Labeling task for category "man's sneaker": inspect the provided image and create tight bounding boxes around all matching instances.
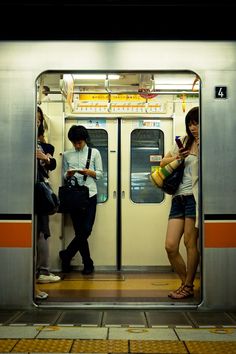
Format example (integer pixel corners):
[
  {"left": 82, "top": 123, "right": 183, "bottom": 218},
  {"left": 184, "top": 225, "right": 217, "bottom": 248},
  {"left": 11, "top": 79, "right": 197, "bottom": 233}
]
[
  {"left": 59, "top": 250, "right": 72, "bottom": 273},
  {"left": 37, "top": 273, "right": 61, "bottom": 283},
  {"left": 81, "top": 265, "right": 94, "bottom": 275}
]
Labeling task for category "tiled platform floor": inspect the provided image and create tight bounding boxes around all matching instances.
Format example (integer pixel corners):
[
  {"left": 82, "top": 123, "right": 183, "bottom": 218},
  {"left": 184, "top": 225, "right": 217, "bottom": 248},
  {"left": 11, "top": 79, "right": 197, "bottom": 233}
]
[{"left": 0, "top": 309, "right": 236, "bottom": 352}]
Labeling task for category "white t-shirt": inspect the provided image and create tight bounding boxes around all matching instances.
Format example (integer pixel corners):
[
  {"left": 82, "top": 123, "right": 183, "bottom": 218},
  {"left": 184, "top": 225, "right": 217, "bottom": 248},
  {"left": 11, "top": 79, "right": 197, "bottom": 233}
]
[{"left": 170, "top": 136, "right": 198, "bottom": 197}]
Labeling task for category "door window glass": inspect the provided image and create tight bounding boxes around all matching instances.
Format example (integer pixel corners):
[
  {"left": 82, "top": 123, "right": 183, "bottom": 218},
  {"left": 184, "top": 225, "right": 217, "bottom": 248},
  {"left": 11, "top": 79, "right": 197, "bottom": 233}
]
[
  {"left": 88, "top": 129, "right": 108, "bottom": 203},
  {"left": 131, "top": 129, "right": 164, "bottom": 203}
]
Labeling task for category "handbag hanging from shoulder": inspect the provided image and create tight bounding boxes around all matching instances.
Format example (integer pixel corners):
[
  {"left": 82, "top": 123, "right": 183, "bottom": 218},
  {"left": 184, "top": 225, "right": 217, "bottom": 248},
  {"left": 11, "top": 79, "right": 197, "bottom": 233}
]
[
  {"left": 58, "top": 147, "right": 92, "bottom": 213},
  {"left": 150, "top": 158, "right": 185, "bottom": 195},
  {"left": 150, "top": 136, "right": 187, "bottom": 195},
  {"left": 161, "top": 161, "right": 185, "bottom": 195},
  {"left": 35, "top": 180, "right": 59, "bottom": 215}
]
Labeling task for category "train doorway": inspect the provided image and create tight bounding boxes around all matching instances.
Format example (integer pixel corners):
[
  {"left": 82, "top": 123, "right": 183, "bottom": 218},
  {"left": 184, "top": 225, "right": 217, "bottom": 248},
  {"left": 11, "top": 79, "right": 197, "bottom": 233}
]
[{"left": 36, "top": 71, "right": 201, "bottom": 306}]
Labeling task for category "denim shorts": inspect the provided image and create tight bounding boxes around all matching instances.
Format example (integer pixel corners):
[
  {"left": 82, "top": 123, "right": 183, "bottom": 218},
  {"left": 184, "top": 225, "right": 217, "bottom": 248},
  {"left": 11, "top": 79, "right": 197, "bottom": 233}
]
[{"left": 169, "top": 194, "right": 196, "bottom": 219}]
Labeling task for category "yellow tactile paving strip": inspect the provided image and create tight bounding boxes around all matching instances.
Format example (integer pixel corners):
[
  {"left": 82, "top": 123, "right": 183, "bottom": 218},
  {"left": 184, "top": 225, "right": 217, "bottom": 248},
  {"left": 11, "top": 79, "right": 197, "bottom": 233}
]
[
  {"left": 0, "top": 338, "right": 236, "bottom": 353},
  {"left": 0, "top": 339, "right": 18, "bottom": 352},
  {"left": 130, "top": 340, "right": 187, "bottom": 353},
  {"left": 71, "top": 339, "right": 128, "bottom": 353},
  {"left": 12, "top": 339, "right": 73, "bottom": 352},
  {"left": 185, "top": 341, "right": 236, "bottom": 354}
]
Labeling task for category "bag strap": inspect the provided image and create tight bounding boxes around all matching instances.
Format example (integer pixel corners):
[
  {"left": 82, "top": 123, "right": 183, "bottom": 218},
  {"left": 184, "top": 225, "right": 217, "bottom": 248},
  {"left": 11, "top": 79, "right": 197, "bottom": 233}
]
[{"left": 83, "top": 147, "right": 92, "bottom": 182}]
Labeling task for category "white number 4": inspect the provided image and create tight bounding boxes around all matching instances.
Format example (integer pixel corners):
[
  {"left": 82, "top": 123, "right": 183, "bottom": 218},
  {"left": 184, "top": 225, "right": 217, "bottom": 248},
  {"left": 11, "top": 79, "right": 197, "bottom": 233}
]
[{"left": 217, "top": 87, "right": 224, "bottom": 97}]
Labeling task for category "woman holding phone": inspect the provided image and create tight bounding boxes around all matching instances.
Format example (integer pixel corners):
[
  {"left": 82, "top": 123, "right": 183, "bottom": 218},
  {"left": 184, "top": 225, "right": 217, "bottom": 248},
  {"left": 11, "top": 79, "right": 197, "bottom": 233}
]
[{"left": 160, "top": 107, "right": 199, "bottom": 299}]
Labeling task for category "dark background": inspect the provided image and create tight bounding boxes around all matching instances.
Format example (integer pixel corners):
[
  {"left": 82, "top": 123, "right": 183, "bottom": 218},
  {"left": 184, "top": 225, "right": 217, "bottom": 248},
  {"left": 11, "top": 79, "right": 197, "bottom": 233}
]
[{"left": 0, "top": 1, "right": 235, "bottom": 40}]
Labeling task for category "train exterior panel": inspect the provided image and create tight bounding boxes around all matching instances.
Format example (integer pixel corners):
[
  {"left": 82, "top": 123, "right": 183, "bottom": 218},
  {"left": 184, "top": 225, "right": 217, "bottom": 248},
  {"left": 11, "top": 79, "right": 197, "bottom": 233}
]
[{"left": 0, "top": 41, "right": 235, "bottom": 309}]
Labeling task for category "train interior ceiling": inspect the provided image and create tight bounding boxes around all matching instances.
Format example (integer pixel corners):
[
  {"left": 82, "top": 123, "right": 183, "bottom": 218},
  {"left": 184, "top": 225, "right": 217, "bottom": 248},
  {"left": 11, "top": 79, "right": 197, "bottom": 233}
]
[{"left": 36, "top": 71, "right": 200, "bottom": 306}]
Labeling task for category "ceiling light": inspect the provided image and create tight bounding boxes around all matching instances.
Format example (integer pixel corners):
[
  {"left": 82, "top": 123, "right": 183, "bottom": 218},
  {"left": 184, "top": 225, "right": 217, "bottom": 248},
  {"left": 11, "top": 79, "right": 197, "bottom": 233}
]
[
  {"left": 155, "top": 84, "right": 199, "bottom": 90},
  {"left": 73, "top": 74, "right": 120, "bottom": 80}
]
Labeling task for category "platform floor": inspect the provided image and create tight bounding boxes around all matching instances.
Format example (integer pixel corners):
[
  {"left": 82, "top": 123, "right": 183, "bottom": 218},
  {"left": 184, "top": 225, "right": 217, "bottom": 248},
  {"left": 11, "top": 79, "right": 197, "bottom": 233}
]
[{"left": 1, "top": 309, "right": 236, "bottom": 353}]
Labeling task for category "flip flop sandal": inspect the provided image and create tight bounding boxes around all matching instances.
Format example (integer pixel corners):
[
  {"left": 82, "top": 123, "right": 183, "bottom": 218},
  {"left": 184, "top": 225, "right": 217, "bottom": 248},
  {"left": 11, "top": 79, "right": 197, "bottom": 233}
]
[
  {"left": 170, "top": 284, "right": 194, "bottom": 299},
  {"left": 168, "top": 283, "right": 184, "bottom": 298}
]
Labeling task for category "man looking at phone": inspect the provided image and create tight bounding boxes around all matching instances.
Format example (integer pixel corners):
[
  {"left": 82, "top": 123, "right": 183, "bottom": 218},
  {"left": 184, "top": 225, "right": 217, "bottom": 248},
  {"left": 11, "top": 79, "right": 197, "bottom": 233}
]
[{"left": 59, "top": 125, "right": 103, "bottom": 275}]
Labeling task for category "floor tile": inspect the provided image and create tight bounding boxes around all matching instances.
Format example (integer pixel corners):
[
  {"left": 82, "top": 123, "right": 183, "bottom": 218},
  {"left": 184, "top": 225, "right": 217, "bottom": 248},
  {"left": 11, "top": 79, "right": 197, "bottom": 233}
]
[
  {"left": 185, "top": 341, "right": 236, "bottom": 353},
  {"left": 187, "top": 311, "right": 236, "bottom": 327},
  {"left": 176, "top": 327, "right": 236, "bottom": 341},
  {"left": 0, "top": 326, "right": 40, "bottom": 339},
  {"left": 0, "top": 311, "right": 22, "bottom": 325},
  {"left": 37, "top": 326, "right": 107, "bottom": 339},
  {"left": 12, "top": 339, "right": 72, "bottom": 353},
  {"left": 146, "top": 310, "right": 193, "bottom": 327},
  {"left": 0, "top": 339, "right": 18, "bottom": 352},
  {"left": 57, "top": 310, "right": 103, "bottom": 326},
  {"left": 108, "top": 327, "right": 178, "bottom": 340},
  {"left": 71, "top": 339, "right": 128, "bottom": 353},
  {"left": 103, "top": 310, "right": 146, "bottom": 327},
  {"left": 11, "top": 310, "right": 61, "bottom": 326},
  {"left": 130, "top": 340, "right": 187, "bottom": 353}
]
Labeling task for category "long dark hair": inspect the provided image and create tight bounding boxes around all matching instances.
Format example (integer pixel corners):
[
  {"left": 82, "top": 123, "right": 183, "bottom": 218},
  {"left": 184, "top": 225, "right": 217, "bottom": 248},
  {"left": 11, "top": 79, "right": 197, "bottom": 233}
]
[
  {"left": 37, "top": 106, "right": 45, "bottom": 138},
  {"left": 185, "top": 106, "right": 199, "bottom": 149}
]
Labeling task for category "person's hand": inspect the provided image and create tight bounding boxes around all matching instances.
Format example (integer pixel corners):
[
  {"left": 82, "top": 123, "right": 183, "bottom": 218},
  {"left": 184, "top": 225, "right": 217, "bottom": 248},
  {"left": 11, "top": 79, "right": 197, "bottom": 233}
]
[
  {"left": 66, "top": 170, "right": 76, "bottom": 177},
  {"left": 178, "top": 147, "right": 190, "bottom": 159},
  {"left": 77, "top": 169, "right": 87, "bottom": 175},
  {"left": 36, "top": 149, "right": 48, "bottom": 161}
]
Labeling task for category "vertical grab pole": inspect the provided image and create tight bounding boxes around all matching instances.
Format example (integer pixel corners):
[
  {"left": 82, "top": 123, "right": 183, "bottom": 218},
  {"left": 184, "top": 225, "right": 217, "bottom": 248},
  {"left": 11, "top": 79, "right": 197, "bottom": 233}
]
[{"left": 117, "top": 118, "right": 122, "bottom": 271}]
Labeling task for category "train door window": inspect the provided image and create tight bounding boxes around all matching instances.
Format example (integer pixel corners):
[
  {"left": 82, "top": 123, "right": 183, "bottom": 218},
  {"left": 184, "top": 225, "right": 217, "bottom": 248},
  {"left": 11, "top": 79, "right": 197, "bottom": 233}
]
[
  {"left": 130, "top": 128, "right": 164, "bottom": 203},
  {"left": 87, "top": 128, "right": 108, "bottom": 203}
]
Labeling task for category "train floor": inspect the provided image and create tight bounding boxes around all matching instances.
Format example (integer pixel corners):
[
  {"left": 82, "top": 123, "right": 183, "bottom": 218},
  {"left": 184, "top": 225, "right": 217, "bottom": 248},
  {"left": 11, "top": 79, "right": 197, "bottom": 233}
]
[
  {"left": 35, "top": 271, "right": 200, "bottom": 304},
  {"left": 1, "top": 272, "right": 236, "bottom": 353}
]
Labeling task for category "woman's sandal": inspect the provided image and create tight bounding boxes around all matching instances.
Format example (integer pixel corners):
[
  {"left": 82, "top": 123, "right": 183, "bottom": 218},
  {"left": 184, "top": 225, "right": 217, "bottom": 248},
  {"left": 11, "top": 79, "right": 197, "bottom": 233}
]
[
  {"left": 168, "top": 283, "right": 184, "bottom": 298},
  {"left": 170, "top": 284, "right": 194, "bottom": 299}
]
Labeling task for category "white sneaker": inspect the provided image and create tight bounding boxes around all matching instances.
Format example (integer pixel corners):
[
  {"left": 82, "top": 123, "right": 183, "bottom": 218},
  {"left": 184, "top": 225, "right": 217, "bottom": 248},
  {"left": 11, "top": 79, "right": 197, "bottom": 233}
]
[
  {"left": 36, "top": 291, "right": 48, "bottom": 299},
  {"left": 37, "top": 273, "right": 61, "bottom": 283}
]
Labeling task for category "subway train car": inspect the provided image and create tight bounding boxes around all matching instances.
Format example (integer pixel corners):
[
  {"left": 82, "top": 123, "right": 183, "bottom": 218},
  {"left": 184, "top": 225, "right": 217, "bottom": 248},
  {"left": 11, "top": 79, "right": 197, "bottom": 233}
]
[{"left": 0, "top": 40, "right": 235, "bottom": 310}]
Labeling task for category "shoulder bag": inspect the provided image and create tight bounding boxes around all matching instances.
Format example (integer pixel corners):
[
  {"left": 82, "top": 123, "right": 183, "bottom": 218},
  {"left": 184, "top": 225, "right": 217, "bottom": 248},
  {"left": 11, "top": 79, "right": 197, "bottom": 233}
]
[
  {"left": 150, "top": 158, "right": 185, "bottom": 195},
  {"left": 161, "top": 161, "right": 185, "bottom": 195},
  {"left": 150, "top": 160, "right": 184, "bottom": 195},
  {"left": 58, "top": 147, "right": 92, "bottom": 213},
  {"left": 150, "top": 136, "right": 187, "bottom": 195},
  {"left": 35, "top": 180, "right": 59, "bottom": 215}
]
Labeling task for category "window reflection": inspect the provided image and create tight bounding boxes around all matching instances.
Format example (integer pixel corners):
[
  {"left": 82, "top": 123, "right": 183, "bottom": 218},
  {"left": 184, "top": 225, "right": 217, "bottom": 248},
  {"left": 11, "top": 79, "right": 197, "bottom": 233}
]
[
  {"left": 88, "top": 129, "right": 108, "bottom": 203},
  {"left": 131, "top": 129, "right": 164, "bottom": 203}
]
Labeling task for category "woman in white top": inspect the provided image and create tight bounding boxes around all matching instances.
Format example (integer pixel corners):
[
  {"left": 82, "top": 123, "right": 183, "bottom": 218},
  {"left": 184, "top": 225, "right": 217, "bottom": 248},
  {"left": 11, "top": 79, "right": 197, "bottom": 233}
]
[{"left": 160, "top": 107, "right": 199, "bottom": 299}]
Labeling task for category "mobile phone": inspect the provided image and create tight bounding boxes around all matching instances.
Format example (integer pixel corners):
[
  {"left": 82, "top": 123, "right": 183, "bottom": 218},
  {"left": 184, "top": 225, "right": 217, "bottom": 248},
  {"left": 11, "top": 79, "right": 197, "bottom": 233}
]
[{"left": 175, "top": 137, "right": 183, "bottom": 149}]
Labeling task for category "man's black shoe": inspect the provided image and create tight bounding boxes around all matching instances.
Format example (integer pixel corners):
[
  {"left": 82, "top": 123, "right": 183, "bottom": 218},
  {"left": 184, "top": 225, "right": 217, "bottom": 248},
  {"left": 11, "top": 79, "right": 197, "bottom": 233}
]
[
  {"left": 59, "top": 250, "right": 72, "bottom": 273},
  {"left": 81, "top": 265, "right": 94, "bottom": 275}
]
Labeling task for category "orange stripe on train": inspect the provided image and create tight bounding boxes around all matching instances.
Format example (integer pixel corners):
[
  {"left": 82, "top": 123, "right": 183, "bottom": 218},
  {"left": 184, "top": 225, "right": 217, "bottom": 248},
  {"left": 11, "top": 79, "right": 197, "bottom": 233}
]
[
  {"left": 0, "top": 222, "right": 32, "bottom": 248},
  {"left": 205, "top": 222, "right": 236, "bottom": 248}
]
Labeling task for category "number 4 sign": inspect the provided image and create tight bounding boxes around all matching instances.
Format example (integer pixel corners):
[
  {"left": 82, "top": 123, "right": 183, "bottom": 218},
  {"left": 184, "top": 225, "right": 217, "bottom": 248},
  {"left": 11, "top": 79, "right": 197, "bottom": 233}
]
[{"left": 215, "top": 86, "right": 227, "bottom": 99}]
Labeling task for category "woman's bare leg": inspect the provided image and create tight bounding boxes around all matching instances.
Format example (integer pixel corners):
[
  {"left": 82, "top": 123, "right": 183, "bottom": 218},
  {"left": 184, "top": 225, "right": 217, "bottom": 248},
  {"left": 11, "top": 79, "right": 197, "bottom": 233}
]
[
  {"left": 184, "top": 218, "right": 199, "bottom": 286},
  {"left": 165, "top": 218, "right": 186, "bottom": 284}
]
